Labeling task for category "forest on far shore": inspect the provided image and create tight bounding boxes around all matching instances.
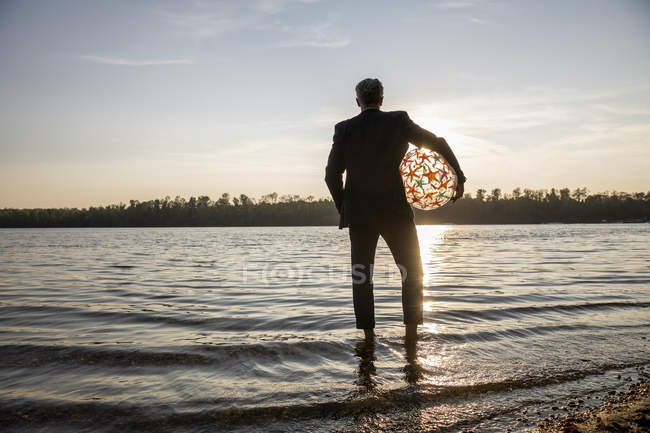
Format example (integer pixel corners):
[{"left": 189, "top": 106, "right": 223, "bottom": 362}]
[{"left": 1, "top": 187, "right": 649, "bottom": 227}]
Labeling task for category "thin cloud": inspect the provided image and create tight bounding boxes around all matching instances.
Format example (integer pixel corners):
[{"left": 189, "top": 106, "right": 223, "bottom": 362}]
[
  {"left": 277, "top": 21, "right": 350, "bottom": 48},
  {"left": 82, "top": 55, "right": 192, "bottom": 66},
  {"left": 158, "top": 9, "right": 240, "bottom": 39},
  {"left": 278, "top": 38, "right": 350, "bottom": 48},
  {"left": 254, "top": 0, "right": 322, "bottom": 15},
  {"left": 433, "top": 0, "right": 484, "bottom": 9},
  {"left": 159, "top": 1, "right": 324, "bottom": 40},
  {"left": 160, "top": 2, "right": 347, "bottom": 48}
]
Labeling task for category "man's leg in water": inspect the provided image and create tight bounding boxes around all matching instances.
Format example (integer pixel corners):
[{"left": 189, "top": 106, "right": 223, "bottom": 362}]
[
  {"left": 380, "top": 220, "right": 424, "bottom": 340},
  {"left": 349, "top": 224, "right": 380, "bottom": 338}
]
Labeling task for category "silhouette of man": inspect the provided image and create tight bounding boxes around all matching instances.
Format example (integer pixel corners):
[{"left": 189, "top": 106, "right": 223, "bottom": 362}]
[{"left": 325, "top": 78, "right": 466, "bottom": 341}]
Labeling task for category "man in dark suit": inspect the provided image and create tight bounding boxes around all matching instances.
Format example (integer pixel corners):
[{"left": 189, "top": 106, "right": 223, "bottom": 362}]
[{"left": 325, "top": 78, "right": 466, "bottom": 341}]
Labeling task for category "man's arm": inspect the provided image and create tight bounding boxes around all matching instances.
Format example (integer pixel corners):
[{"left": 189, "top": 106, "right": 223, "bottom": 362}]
[
  {"left": 325, "top": 122, "right": 345, "bottom": 212},
  {"left": 402, "top": 112, "right": 467, "bottom": 185}
]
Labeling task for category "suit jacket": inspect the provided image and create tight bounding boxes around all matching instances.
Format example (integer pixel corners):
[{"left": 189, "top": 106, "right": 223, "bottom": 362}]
[{"left": 325, "top": 108, "right": 466, "bottom": 229}]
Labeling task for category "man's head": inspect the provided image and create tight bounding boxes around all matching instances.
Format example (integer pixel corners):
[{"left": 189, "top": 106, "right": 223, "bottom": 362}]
[{"left": 355, "top": 78, "right": 383, "bottom": 110}]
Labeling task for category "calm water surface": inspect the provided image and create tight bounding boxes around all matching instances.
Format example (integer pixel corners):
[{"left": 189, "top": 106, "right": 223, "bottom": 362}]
[{"left": 0, "top": 225, "right": 649, "bottom": 432}]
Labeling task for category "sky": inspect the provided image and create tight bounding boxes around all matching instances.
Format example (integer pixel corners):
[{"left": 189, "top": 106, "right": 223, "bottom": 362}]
[{"left": 1, "top": 0, "right": 649, "bottom": 208}]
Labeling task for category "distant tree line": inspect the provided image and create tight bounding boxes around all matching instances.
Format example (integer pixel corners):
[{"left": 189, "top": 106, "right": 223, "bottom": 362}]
[
  {"left": 1, "top": 188, "right": 648, "bottom": 228},
  {"left": 415, "top": 187, "right": 649, "bottom": 224}
]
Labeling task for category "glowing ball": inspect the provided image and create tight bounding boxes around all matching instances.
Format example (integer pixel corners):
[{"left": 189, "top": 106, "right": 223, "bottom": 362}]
[{"left": 400, "top": 147, "right": 458, "bottom": 210}]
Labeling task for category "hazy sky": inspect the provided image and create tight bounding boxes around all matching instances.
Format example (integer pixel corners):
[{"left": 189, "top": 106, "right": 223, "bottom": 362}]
[{"left": 1, "top": 0, "right": 649, "bottom": 208}]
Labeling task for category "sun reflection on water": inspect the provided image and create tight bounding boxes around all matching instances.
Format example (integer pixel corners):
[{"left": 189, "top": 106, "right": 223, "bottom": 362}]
[
  {"left": 414, "top": 225, "right": 458, "bottom": 387},
  {"left": 416, "top": 224, "right": 453, "bottom": 289}
]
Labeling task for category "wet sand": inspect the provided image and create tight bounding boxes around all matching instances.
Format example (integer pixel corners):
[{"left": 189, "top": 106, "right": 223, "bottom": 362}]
[{"left": 537, "top": 370, "right": 649, "bottom": 433}]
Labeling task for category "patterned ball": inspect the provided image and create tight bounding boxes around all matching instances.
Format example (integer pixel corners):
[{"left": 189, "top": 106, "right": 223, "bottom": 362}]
[{"left": 400, "top": 147, "right": 458, "bottom": 210}]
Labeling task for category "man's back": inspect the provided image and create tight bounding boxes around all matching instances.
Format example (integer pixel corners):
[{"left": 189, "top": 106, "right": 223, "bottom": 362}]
[{"left": 325, "top": 108, "right": 465, "bottom": 229}]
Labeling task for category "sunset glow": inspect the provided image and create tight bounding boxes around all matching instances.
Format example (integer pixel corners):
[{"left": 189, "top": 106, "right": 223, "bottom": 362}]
[{"left": 1, "top": 1, "right": 649, "bottom": 208}]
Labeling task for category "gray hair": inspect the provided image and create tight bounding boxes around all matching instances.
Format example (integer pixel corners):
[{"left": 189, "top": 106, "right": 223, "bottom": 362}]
[{"left": 355, "top": 78, "right": 383, "bottom": 106}]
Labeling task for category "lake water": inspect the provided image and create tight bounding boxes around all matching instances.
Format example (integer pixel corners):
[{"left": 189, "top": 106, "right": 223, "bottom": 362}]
[{"left": 1, "top": 225, "right": 649, "bottom": 432}]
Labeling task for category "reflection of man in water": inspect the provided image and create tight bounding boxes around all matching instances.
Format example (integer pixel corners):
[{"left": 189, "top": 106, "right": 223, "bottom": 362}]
[{"left": 325, "top": 78, "right": 466, "bottom": 341}]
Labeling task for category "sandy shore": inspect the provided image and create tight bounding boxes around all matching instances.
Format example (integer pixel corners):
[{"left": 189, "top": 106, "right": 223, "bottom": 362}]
[{"left": 536, "top": 369, "right": 649, "bottom": 433}]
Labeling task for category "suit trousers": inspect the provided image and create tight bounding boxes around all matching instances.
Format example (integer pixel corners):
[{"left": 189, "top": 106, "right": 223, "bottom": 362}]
[{"left": 348, "top": 220, "right": 424, "bottom": 329}]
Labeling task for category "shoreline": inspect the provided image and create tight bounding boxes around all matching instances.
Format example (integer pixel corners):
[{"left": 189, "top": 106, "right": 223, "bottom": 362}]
[
  {"left": 0, "top": 221, "right": 648, "bottom": 229},
  {"left": 536, "top": 370, "right": 649, "bottom": 433}
]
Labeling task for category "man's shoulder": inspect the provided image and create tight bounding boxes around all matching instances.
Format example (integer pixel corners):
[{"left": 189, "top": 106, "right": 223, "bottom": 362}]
[
  {"left": 335, "top": 113, "right": 363, "bottom": 127},
  {"left": 333, "top": 115, "right": 359, "bottom": 134},
  {"left": 372, "top": 110, "right": 410, "bottom": 124},
  {"left": 334, "top": 119, "right": 349, "bottom": 129},
  {"left": 336, "top": 110, "right": 407, "bottom": 124},
  {"left": 385, "top": 110, "right": 409, "bottom": 119}
]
